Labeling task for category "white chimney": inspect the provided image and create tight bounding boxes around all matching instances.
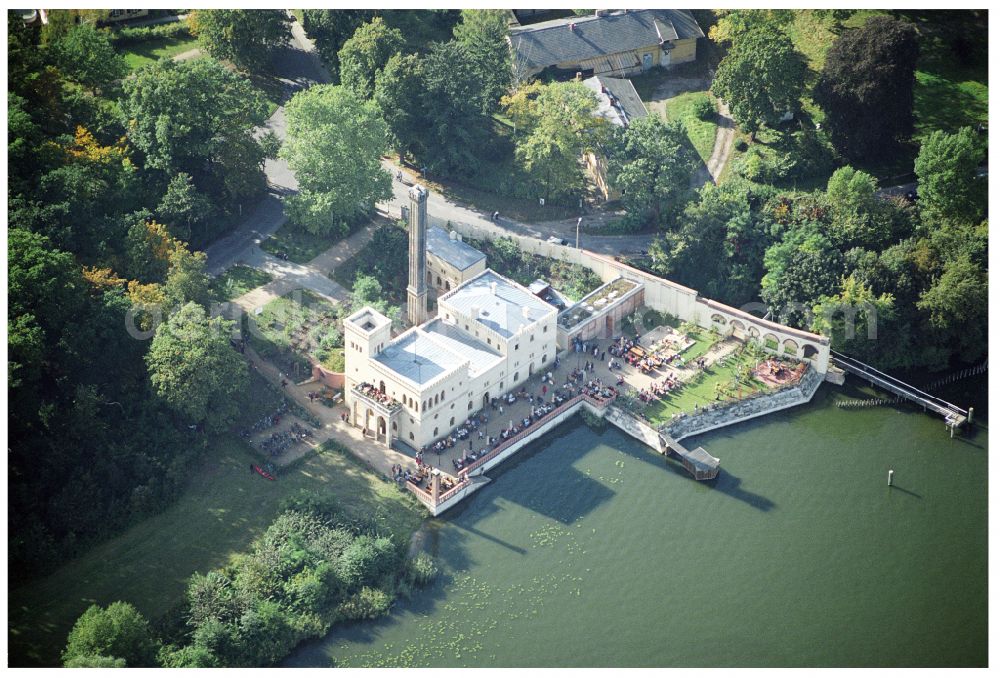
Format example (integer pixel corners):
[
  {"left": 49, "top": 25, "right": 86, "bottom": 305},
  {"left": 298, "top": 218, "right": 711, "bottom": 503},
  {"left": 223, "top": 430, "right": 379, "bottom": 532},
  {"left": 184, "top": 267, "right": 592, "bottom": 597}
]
[
  {"left": 522, "top": 307, "right": 530, "bottom": 320},
  {"left": 490, "top": 282, "right": 498, "bottom": 295},
  {"left": 449, "top": 230, "right": 457, "bottom": 241}
]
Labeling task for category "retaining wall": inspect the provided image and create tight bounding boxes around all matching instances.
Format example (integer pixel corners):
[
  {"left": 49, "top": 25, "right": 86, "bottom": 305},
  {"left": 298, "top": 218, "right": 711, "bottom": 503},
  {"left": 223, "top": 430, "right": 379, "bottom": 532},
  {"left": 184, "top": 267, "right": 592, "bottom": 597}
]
[
  {"left": 438, "top": 217, "right": 830, "bottom": 373},
  {"left": 664, "top": 366, "right": 825, "bottom": 441}
]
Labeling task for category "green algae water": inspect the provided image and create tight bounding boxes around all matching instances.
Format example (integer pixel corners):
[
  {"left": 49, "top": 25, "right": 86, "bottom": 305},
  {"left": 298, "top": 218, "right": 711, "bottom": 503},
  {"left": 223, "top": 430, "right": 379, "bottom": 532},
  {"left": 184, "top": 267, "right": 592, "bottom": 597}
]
[{"left": 285, "top": 381, "right": 988, "bottom": 667}]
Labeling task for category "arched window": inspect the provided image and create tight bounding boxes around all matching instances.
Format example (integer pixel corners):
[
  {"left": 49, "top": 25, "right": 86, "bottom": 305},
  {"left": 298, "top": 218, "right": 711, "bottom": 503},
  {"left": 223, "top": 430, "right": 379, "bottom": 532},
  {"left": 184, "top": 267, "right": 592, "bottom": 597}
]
[
  {"left": 441, "top": 389, "right": 445, "bottom": 400},
  {"left": 802, "top": 344, "right": 819, "bottom": 358},
  {"left": 379, "top": 380, "right": 386, "bottom": 394},
  {"left": 468, "top": 400, "right": 473, "bottom": 411},
  {"left": 434, "top": 427, "right": 439, "bottom": 436},
  {"left": 409, "top": 432, "right": 414, "bottom": 440},
  {"left": 450, "top": 417, "right": 455, "bottom": 426},
  {"left": 514, "top": 372, "right": 519, "bottom": 382}
]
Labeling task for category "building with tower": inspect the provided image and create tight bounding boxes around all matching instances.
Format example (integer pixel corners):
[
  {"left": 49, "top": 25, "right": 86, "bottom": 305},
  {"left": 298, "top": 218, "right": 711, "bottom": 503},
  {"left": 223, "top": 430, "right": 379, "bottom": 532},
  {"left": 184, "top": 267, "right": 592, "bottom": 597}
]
[{"left": 343, "top": 185, "right": 559, "bottom": 450}]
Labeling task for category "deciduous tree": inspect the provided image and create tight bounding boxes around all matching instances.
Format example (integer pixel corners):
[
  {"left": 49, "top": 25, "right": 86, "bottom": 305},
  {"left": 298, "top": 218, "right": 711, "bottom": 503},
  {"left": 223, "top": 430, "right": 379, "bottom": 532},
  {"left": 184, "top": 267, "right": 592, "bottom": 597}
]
[
  {"left": 606, "top": 115, "right": 697, "bottom": 227},
  {"left": 146, "top": 302, "right": 249, "bottom": 431},
  {"left": 813, "top": 16, "right": 918, "bottom": 163},
  {"left": 452, "top": 9, "right": 512, "bottom": 110},
  {"left": 374, "top": 53, "right": 426, "bottom": 160},
  {"left": 50, "top": 23, "right": 127, "bottom": 90},
  {"left": 914, "top": 126, "right": 987, "bottom": 226},
  {"left": 119, "top": 59, "right": 268, "bottom": 205},
  {"left": 189, "top": 9, "right": 290, "bottom": 71},
  {"left": 502, "top": 81, "right": 602, "bottom": 201},
  {"left": 711, "top": 24, "right": 806, "bottom": 140},
  {"left": 62, "top": 601, "right": 160, "bottom": 668},
  {"left": 280, "top": 85, "right": 392, "bottom": 235},
  {"left": 337, "top": 17, "right": 404, "bottom": 98}
]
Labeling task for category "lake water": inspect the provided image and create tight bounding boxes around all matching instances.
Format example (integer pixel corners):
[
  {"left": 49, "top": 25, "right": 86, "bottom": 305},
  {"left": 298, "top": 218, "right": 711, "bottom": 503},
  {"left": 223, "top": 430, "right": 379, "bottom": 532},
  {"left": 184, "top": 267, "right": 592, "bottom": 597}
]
[{"left": 285, "top": 379, "right": 988, "bottom": 667}]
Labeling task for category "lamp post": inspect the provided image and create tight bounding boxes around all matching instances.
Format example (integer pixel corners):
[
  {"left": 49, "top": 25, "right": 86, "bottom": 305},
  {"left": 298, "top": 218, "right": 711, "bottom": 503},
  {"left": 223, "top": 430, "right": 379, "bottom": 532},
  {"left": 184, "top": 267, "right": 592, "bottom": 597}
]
[{"left": 576, "top": 216, "right": 582, "bottom": 249}]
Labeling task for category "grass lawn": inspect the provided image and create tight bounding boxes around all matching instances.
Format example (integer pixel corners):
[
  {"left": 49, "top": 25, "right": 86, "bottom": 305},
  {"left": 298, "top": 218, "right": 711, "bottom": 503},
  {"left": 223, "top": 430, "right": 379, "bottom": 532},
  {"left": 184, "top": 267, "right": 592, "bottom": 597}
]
[
  {"left": 680, "top": 330, "right": 720, "bottom": 362},
  {"left": 246, "top": 288, "right": 342, "bottom": 379},
  {"left": 209, "top": 265, "right": 274, "bottom": 302},
  {"left": 262, "top": 222, "right": 337, "bottom": 263},
  {"left": 786, "top": 9, "right": 988, "bottom": 141},
  {"left": 663, "top": 91, "right": 718, "bottom": 165},
  {"left": 120, "top": 34, "right": 200, "bottom": 71},
  {"left": 8, "top": 438, "right": 425, "bottom": 667},
  {"left": 644, "top": 350, "right": 768, "bottom": 424}
]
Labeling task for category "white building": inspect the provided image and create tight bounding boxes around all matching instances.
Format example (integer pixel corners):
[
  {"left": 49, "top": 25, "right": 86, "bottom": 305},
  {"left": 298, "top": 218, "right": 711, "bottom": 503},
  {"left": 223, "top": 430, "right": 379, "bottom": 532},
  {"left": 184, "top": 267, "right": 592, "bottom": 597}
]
[
  {"left": 425, "top": 226, "right": 487, "bottom": 295},
  {"left": 343, "top": 184, "right": 559, "bottom": 450},
  {"left": 344, "top": 271, "right": 558, "bottom": 449}
]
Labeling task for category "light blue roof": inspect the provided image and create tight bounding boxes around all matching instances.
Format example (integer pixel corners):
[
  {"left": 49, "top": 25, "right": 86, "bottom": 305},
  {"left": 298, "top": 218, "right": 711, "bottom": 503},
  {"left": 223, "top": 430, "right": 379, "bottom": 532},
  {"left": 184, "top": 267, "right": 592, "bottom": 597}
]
[
  {"left": 442, "top": 270, "right": 555, "bottom": 339},
  {"left": 424, "top": 319, "right": 504, "bottom": 377},
  {"left": 426, "top": 226, "right": 486, "bottom": 271},
  {"left": 374, "top": 329, "right": 465, "bottom": 386}
]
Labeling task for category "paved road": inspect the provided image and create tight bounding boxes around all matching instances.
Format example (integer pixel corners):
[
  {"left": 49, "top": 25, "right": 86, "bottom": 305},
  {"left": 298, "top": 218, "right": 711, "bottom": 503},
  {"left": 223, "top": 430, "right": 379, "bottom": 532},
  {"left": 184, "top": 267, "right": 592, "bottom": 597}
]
[
  {"left": 378, "top": 162, "right": 656, "bottom": 256},
  {"left": 204, "top": 14, "right": 330, "bottom": 275},
  {"left": 207, "top": 14, "right": 654, "bottom": 276}
]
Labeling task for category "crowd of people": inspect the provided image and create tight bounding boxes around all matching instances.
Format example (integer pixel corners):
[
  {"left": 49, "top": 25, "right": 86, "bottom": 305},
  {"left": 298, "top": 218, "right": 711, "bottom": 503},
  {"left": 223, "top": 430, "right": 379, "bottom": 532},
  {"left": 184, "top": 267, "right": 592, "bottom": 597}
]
[{"left": 354, "top": 382, "right": 398, "bottom": 407}]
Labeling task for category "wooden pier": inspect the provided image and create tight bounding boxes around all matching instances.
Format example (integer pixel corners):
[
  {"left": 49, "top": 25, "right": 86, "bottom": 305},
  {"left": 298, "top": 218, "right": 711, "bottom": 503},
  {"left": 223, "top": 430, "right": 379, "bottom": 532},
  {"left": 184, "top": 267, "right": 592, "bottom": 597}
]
[{"left": 831, "top": 351, "right": 968, "bottom": 433}]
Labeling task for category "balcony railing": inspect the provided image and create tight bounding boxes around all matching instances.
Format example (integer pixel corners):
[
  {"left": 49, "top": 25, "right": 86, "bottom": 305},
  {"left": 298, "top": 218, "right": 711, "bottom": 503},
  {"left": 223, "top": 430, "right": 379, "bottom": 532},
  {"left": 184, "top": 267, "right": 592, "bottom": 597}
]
[{"left": 352, "top": 382, "right": 402, "bottom": 414}]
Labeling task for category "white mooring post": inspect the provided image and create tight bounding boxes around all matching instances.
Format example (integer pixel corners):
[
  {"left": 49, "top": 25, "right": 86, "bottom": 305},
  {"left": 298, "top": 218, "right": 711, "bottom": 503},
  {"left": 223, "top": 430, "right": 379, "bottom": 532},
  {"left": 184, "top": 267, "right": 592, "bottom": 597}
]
[
  {"left": 969, "top": 407, "right": 975, "bottom": 424},
  {"left": 887, "top": 469, "right": 894, "bottom": 487}
]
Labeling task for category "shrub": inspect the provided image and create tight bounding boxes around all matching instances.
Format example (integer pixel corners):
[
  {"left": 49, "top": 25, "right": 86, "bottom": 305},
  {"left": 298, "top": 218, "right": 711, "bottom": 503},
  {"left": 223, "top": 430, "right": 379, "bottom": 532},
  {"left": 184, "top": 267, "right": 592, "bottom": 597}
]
[
  {"left": 406, "top": 552, "right": 439, "bottom": 587},
  {"left": 336, "top": 586, "right": 393, "bottom": 621},
  {"left": 62, "top": 602, "right": 161, "bottom": 668},
  {"left": 110, "top": 21, "right": 191, "bottom": 46},
  {"left": 735, "top": 139, "right": 749, "bottom": 152},
  {"left": 693, "top": 96, "right": 717, "bottom": 121}
]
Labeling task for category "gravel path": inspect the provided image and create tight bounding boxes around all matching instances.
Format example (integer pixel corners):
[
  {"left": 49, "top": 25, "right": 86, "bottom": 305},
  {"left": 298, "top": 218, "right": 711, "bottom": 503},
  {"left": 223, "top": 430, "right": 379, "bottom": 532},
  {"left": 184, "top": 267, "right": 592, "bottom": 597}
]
[{"left": 705, "top": 100, "right": 736, "bottom": 184}]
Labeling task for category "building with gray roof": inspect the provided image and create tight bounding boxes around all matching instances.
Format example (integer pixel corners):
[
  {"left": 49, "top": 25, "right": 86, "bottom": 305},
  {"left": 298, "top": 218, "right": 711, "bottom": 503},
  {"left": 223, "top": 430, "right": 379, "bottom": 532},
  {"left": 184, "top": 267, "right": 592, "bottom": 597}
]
[
  {"left": 425, "top": 226, "right": 487, "bottom": 295},
  {"left": 344, "top": 269, "right": 558, "bottom": 450},
  {"left": 510, "top": 9, "right": 704, "bottom": 80}
]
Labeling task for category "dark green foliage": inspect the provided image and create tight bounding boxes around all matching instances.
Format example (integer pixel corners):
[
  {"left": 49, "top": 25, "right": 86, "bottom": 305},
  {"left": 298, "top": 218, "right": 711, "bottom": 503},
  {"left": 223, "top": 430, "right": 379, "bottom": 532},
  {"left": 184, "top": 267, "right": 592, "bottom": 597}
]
[
  {"left": 693, "top": 96, "right": 717, "bottom": 121},
  {"left": 814, "top": 16, "right": 919, "bottom": 163},
  {"left": 62, "top": 602, "right": 160, "bottom": 667},
  {"left": 164, "top": 505, "right": 419, "bottom": 666},
  {"left": 649, "top": 179, "right": 780, "bottom": 306},
  {"left": 333, "top": 223, "right": 410, "bottom": 303},
  {"left": 711, "top": 24, "right": 806, "bottom": 138},
  {"left": 375, "top": 53, "right": 426, "bottom": 158},
  {"left": 452, "top": 9, "right": 512, "bottom": 111},
  {"left": 108, "top": 21, "right": 191, "bottom": 47},
  {"left": 302, "top": 9, "right": 377, "bottom": 78},
  {"left": 606, "top": 115, "right": 698, "bottom": 228},
  {"left": 419, "top": 40, "right": 494, "bottom": 173},
  {"left": 50, "top": 23, "right": 127, "bottom": 89},
  {"left": 337, "top": 17, "right": 405, "bottom": 98},
  {"left": 191, "top": 9, "right": 290, "bottom": 71},
  {"left": 119, "top": 58, "right": 269, "bottom": 209},
  {"left": 146, "top": 302, "right": 250, "bottom": 432}
]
